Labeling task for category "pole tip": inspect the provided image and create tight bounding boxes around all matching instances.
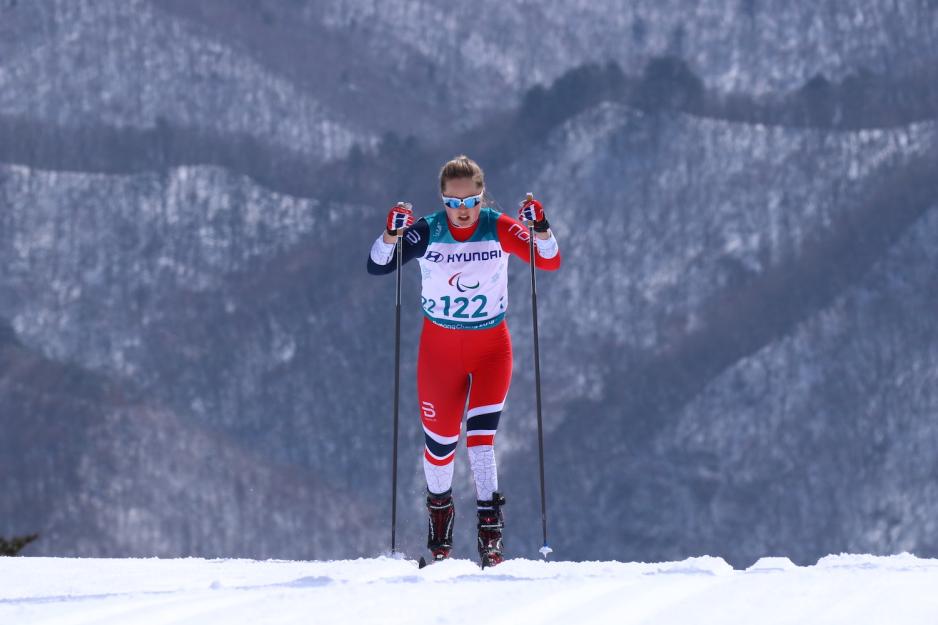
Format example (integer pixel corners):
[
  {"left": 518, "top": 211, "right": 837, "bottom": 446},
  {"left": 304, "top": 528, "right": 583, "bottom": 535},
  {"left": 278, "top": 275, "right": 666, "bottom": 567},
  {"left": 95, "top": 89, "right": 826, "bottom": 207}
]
[{"left": 539, "top": 545, "right": 553, "bottom": 559}]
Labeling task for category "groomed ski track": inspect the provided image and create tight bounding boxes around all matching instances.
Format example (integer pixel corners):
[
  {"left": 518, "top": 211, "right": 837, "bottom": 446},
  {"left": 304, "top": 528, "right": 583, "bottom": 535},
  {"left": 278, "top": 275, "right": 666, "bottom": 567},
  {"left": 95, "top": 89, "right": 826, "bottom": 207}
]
[{"left": 2, "top": 554, "right": 937, "bottom": 624}]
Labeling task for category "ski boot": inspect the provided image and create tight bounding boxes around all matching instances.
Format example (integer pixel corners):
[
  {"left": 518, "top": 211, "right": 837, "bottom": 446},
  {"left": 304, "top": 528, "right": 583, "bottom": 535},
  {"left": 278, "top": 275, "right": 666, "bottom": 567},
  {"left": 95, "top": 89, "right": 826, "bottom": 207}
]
[
  {"left": 476, "top": 491, "right": 506, "bottom": 568},
  {"left": 426, "top": 488, "right": 455, "bottom": 562}
]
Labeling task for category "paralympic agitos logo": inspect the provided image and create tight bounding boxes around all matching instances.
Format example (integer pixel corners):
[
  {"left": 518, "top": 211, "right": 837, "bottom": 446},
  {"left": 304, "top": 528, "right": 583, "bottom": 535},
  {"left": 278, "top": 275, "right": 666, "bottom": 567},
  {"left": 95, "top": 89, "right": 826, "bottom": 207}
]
[{"left": 448, "top": 272, "right": 480, "bottom": 293}]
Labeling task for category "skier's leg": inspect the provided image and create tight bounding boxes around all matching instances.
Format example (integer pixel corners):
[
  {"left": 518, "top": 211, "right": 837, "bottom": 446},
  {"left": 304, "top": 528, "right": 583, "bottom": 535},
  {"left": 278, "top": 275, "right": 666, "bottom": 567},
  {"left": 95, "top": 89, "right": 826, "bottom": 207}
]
[
  {"left": 417, "top": 319, "right": 469, "bottom": 558},
  {"left": 463, "top": 322, "right": 512, "bottom": 567},
  {"left": 464, "top": 322, "right": 512, "bottom": 502},
  {"left": 417, "top": 319, "right": 468, "bottom": 494},
  {"left": 417, "top": 320, "right": 469, "bottom": 494}
]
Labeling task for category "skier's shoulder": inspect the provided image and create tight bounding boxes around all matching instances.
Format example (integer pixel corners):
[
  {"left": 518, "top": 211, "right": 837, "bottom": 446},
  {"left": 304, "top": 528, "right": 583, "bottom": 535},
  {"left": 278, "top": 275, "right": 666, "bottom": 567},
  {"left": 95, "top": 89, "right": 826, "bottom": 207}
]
[
  {"left": 423, "top": 210, "right": 452, "bottom": 241},
  {"left": 423, "top": 209, "right": 446, "bottom": 228},
  {"left": 410, "top": 214, "right": 432, "bottom": 232},
  {"left": 480, "top": 207, "right": 511, "bottom": 239}
]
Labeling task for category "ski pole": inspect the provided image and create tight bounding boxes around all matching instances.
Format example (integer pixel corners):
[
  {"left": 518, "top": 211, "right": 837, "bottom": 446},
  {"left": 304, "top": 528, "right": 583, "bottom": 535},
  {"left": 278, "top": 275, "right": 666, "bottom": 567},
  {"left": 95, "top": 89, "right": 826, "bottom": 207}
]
[
  {"left": 390, "top": 201, "right": 409, "bottom": 556},
  {"left": 523, "top": 192, "right": 553, "bottom": 559}
]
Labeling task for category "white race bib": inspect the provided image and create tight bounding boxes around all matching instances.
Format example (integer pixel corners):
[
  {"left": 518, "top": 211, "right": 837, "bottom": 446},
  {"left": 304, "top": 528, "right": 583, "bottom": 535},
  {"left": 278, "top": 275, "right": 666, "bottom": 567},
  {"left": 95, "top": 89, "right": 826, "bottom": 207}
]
[{"left": 417, "top": 209, "right": 508, "bottom": 329}]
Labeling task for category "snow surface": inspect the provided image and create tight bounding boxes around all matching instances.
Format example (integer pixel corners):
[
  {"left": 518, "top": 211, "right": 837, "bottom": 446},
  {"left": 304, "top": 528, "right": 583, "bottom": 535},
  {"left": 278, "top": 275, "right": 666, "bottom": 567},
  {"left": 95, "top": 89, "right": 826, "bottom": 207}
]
[{"left": 2, "top": 554, "right": 938, "bottom": 624}]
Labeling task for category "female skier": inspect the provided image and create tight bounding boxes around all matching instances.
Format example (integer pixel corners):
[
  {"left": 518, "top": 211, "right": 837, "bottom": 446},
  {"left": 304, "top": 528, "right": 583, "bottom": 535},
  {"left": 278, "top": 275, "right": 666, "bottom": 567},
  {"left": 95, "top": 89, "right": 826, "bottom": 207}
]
[{"left": 367, "top": 155, "right": 561, "bottom": 567}]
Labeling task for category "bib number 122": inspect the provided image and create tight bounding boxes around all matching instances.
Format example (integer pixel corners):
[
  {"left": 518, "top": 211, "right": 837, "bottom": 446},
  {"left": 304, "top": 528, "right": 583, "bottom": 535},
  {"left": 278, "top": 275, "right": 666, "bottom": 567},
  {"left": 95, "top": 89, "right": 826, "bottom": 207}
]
[{"left": 423, "top": 295, "right": 487, "bottom": 319}]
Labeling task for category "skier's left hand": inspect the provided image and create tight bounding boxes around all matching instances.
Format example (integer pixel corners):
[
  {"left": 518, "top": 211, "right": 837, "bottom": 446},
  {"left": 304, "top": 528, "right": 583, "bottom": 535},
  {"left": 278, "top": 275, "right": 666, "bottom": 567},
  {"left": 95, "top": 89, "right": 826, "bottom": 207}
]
[
  {"left": 518, "top": 197, "right": 545, "bottom": 223},
  {"left": 519, "top": 197, "right": 550, "bottom": 233}
]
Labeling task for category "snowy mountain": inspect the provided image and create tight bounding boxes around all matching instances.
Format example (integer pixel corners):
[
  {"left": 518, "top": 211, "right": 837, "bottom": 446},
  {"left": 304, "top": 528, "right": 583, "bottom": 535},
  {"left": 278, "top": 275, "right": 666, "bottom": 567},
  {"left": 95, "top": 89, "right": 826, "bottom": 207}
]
[
  {"left": 0, "top": 0, "right": 365, "bottom": 162},
  {"left": 2, "top": 0, "right": 938, "bottom": 566},
  {"left": 500, "top": 105, "right": 938, "bottom": 564},
  {"left": 0, "top": 319, "right": 378, "bottom": 559},
  {"left": 2, "top": 555, "right": 938, "bottom": 624}
]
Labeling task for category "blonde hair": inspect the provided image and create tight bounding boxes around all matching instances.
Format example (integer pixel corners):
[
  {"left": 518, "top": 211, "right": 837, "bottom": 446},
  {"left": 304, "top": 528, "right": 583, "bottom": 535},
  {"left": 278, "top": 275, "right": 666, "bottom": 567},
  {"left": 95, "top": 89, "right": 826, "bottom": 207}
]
[{"left": 439, "top": 155, "right": 485, "bottom": 193}]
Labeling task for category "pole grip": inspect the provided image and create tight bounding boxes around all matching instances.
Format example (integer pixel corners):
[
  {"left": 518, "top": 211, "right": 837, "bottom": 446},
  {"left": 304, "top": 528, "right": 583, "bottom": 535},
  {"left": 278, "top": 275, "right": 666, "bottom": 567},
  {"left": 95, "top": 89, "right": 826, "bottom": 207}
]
[
  {"left": 524, "top": 192, "right": 535, "bottom": 227},
  {"left": 391, "top": 201, "right": 411, "bottom": 240}
]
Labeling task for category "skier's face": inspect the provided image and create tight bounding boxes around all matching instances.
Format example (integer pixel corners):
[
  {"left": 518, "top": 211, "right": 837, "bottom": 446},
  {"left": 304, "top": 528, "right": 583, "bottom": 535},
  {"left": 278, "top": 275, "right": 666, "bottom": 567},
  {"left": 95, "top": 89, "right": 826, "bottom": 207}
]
[{"left": 442, "top": 177, "right": 483, "bottom": 228}]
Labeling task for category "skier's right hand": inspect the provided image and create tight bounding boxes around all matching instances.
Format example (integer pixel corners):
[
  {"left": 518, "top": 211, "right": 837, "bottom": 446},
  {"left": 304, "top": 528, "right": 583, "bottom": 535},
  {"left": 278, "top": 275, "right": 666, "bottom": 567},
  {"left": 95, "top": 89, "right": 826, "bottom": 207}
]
[{"left": 386, "top": 202, "right": 415, "bottom": 236}]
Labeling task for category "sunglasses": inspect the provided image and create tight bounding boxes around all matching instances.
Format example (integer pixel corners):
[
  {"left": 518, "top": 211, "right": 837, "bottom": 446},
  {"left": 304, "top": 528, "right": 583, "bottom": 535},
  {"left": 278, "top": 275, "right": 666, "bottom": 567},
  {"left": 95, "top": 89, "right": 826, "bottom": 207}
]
[{"left": 441, "top": 193, "right": 484, "bottom": 209}]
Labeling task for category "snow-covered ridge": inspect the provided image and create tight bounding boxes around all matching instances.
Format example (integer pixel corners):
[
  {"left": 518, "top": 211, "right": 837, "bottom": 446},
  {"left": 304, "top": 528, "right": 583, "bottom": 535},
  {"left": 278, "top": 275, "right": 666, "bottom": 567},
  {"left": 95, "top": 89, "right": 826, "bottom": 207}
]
[
  {"left": 322, "top": 0, "right": 938, "bottom": 96},
  {"left": 2, "top": 554, "right": 937, "bottom": 624},
  {"left": 0, "top": 0, "right": 368, "bottom": 162}
]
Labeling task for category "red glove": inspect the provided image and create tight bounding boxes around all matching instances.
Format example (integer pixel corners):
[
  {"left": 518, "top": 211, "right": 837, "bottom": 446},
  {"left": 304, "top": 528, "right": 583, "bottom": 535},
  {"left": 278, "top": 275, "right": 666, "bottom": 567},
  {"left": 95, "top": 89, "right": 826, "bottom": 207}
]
[
  {"left": 386, "top": 202, "right": 415, "bottom": 234},
  {"left": 518, "top": 197, "right": 544, "bottom": 223},
  {"left": 519, "top": 197, "right": 550, "bottom": 232}
]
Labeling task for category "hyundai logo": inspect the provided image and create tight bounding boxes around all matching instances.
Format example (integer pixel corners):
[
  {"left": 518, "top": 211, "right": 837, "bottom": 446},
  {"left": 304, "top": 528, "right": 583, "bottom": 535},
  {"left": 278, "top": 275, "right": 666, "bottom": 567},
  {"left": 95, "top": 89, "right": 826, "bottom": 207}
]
[{"left": 425, "top": 251, "right": 444, "bottom": 263}]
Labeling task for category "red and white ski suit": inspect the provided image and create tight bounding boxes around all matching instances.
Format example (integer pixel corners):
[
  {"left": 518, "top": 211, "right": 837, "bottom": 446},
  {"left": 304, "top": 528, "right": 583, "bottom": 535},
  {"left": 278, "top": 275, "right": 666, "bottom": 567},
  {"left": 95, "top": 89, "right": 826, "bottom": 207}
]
[{"left": 368, "top": 207, "right": 560, "bottom": 498}]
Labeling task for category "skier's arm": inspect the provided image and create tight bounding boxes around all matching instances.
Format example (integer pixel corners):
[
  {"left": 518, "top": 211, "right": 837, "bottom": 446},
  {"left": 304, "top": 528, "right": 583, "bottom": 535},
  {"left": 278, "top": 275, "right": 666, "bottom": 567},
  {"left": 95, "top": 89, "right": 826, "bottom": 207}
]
[
  {"left": 496, "top": 213, "right": 561, "bottom": 271},
  {"left": 367, "top": 218, "right": 430, "bottom": 275}
]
